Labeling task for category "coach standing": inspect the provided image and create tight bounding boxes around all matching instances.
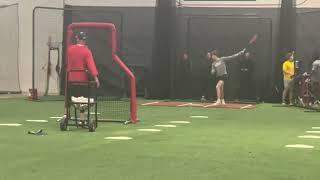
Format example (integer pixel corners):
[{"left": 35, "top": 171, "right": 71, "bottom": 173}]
[{"left": 282, "top": 52, "right": 295, "bottom": 105}]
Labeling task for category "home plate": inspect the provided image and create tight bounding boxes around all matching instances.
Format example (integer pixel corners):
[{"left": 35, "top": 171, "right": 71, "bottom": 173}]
[
  {"left": 0, "top": 123, "right": 22, "bottom": 126},
  {"left": 104, "top": 136, "right": 132, "bottom": 140},
  {"left": 137, "top": 129, "right": 162, "bottom": 132},
  {"left": 26, "top": 120, "right": 48, "bottom": 123},
  {"left": 155, "top": 125, "right": 177, "bottom": 128},
  {"left": 299, "top": 135, "right": 320, "bottom": 139},
  {"left": 170, "top": 121, "right": 191, "bottom": 124},
  {"left": 306, "top": 131, "right": 320, "bottom": 134},
  {"left": 285, "top": 144, "right": 314, "bottom": 149},
  {"left": 190, "top": 116, "right": 208, "bottom": 119}
]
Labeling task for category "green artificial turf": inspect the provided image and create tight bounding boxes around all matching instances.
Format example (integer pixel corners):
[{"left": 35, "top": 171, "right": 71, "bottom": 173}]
[{"left": 0, "top": 98, "right": 320, "bottom": 180}]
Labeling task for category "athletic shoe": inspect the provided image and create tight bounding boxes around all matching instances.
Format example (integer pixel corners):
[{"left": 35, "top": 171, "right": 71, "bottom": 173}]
[
  {"left": 200, "top": 96, "right": 206, "bottom": 102},
  {"left": 213, "top": 100, "right": 222, "bottom": 106},
  {"left": 282, "top": 102, "right": 286, "bottom": 105},
  {"left": 221, "top": 99, "right": 226, "bottom": 105}
]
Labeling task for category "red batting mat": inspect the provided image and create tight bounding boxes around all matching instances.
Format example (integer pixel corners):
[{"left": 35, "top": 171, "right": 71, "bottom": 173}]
[{"left": 141, "top": 101, "right": 256, "bottom": 109}]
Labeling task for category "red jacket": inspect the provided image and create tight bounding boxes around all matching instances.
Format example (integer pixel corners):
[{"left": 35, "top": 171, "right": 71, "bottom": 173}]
[{"left": 67, "top": 44, "right": 98, "bottom": 82}]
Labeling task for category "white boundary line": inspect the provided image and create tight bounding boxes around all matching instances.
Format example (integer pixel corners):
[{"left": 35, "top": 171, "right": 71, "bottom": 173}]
[
  {"left": 285, "top": 144, "right": 314, "bottom": 149},
  {"left": 137, "top": 129, "right": 162, "bottom": 132},
  {"left": 50, "top": 117, "right": 62, "bottom": 119},
  {"left": 299, "top": 135, "right": 320, "bottom": 139},
  {"left": 154, "top": 125, "right": 177, "bottom": 128},
  {"left": 170, "top": 121, "right": 191, "bottom": 124},
  {"left": 190, "top": 116, "right": 208, "bottom": 119},
  {"left": 306, "top": 131, "right": 320, "bottom": 134},
  {"left": 26, "top": 120, "right": 48, "bottom": 123},
  {"left": 178, "top": 103, "right": 192, "bottom": 107},
  {"left": 204, "top": 104, "right": 217, "bottom": 108},
  {"left": 142, "top": 101, "right": 159, "bottom": 106},
  {"left": 241, "top": 104, "right": 253, "bottom": 109},
  {"left": 312, "top": 127, "right": 320, "bottom": 129},
  {"left": 104, "top": 136, "right": 132, "bottom": 140},
  {"left": 190, "top": 103, "right": 205, "bottom": 107},
  {"left": 0, "top": 123, "right": 22, "bottom": 126}
]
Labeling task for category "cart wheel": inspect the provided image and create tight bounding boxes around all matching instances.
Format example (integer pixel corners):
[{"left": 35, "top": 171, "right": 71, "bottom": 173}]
[
  {"left": 60, "top": 117, "right": 68, "bottom": 131},
  {"left": 88, "top": 119, "right": 96, "bottom": 132}
]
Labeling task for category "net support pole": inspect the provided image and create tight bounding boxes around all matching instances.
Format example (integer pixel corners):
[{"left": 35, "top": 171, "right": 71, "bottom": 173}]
[
  {"left": 110, "top": 25, "right": 137, "bottom": 123},
  {"left": 66, "top": 22, "right": 138, "bottom": 123},
  {"left": 113, "top": 54, "right": 137, "bottom": 123}
]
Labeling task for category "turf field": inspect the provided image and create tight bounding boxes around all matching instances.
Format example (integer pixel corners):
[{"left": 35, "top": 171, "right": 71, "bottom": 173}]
[{"left": 1, "top": 98, "right": 320, "bottom": 180}]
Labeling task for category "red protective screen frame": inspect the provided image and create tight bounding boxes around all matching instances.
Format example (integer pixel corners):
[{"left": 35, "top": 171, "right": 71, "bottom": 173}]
[{"left": 66, "top": 22, "right": 137, "bottom": 123}]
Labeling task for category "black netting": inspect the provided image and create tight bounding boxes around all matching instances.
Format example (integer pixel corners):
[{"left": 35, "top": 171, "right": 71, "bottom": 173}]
[
  {"left": 74, "top": 28, "right": 129, "bottom": 121},
  {"left": 173, "top": 16, "right": 272, "bottom": 101},
  {"left": 296, "top": 11, "right": 320, "bottom": 73}
]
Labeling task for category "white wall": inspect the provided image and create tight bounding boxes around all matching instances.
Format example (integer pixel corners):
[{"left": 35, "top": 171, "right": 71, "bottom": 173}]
[
  {"left": 65, "top": 0, "right": 156, "bottom": 7},
  {"left": 297, "top": 0, "right": 320, "bottom": 8},
  {"left": 18, "top": 0, "right": 64, "bottom": 93},
  {"left": 181, "top": 0, "right": 320, "bottom": 8},
  {"left": 0, "top": 0, "right": 18, "bottom": 6},
  {"left": 180, "top": 0, "right": 282, "bottom": 8},
  {"left": 0, "top": 4, "right": 19, "bottom": 92}
]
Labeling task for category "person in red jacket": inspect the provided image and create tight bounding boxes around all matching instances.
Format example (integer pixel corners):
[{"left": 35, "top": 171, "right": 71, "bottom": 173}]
[
  {"left": 62, "top": 32, "right": 100, "bottom": 123},
  {"left": 67, "top": 31, "right": 100, "bottom": 89}
]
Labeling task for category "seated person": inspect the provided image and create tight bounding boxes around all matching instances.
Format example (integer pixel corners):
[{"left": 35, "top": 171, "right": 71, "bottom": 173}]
[{"left": 64, "top": 32, "right": 100, "bottom": 121}]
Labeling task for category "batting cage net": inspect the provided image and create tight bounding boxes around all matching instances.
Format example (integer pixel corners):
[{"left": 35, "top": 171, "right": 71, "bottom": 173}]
[
  {"left": 33, "top": 7, "right": 137, "bottom": 123},
  {"left": 173, "top": 14, "right": 272, "bottom": 102},
  {"left": 296, "top": 10, "right": 320, "bottom": 72}
]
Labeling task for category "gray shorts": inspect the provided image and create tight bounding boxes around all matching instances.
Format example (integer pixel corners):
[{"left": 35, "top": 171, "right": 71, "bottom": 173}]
[{"left": 283, "top": 80, "right": 293, "bottom": 89}]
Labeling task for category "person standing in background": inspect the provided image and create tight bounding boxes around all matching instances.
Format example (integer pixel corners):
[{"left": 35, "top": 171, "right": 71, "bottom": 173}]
[
  {"left": 282, "top": 52, "right": 295, "bottom": 105},
  {"left": 177, "top": 52, "right": 191, "bottom": 98},
  {"left": 201, "top": 51, "right": 215, "bottom": 102},
  {"left": 238, "top": 52, "right": 254, "bottom": 100}
]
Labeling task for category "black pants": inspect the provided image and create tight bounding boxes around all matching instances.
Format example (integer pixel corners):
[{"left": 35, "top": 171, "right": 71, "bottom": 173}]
[
  {"left": 239, "top": 72, "right": 254, "bottom": 99},
  {"left": 201, "top": 75, "right": 215, "bottom": 100}
]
